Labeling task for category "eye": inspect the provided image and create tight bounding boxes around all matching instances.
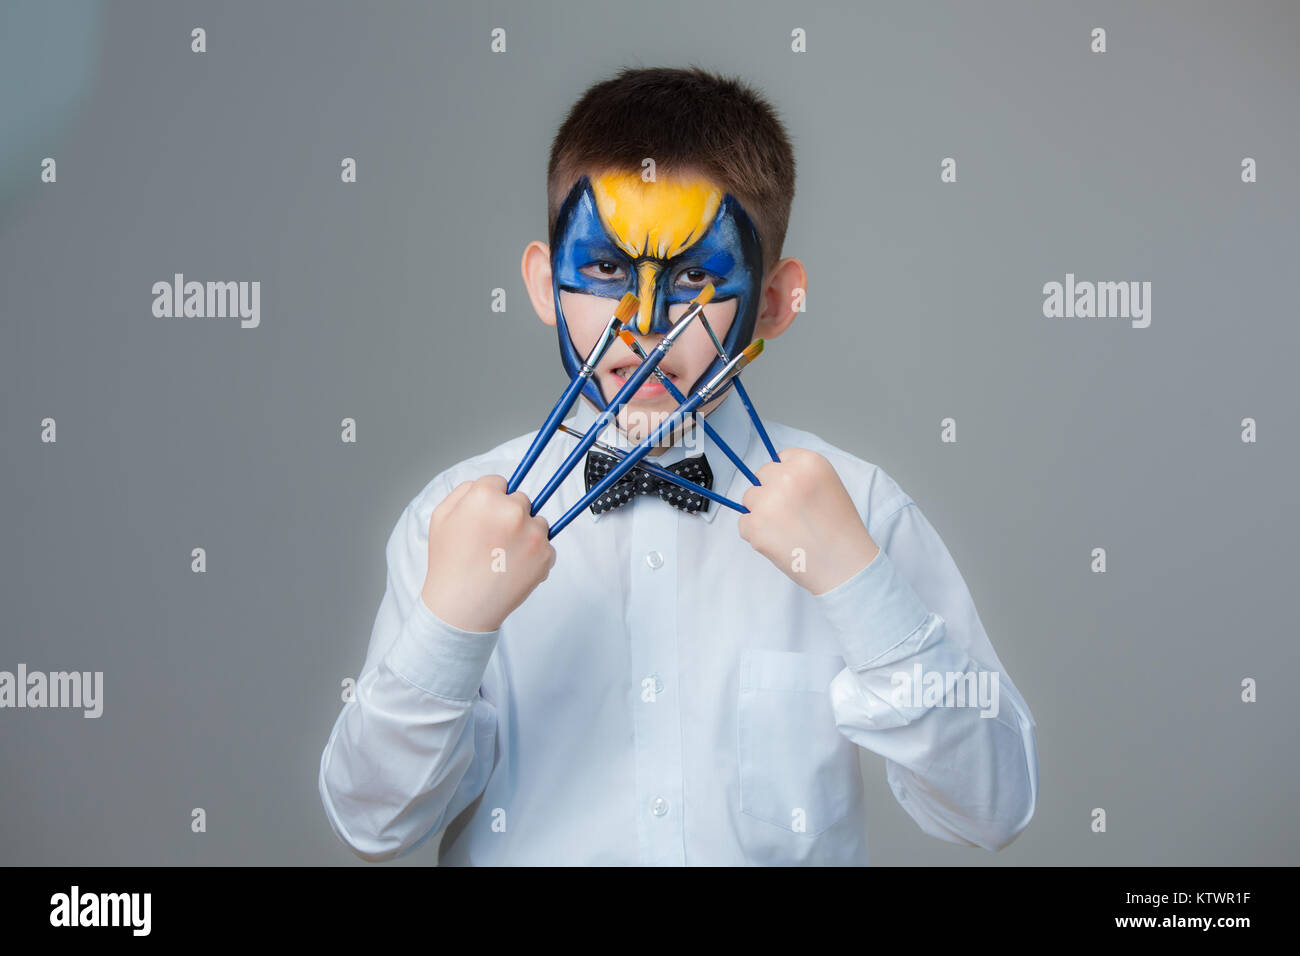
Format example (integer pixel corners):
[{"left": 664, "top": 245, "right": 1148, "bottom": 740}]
[
  {"left": 579, "top": 260, "right": 627, "bottom": 281},
  {"left": 675, "top": 267, "right": 713, "bottom": 289}
]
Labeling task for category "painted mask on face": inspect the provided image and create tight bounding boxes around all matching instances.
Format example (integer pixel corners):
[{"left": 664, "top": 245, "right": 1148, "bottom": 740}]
[{"left": 550, "top": 170, "right": 764, "bottom": 409}]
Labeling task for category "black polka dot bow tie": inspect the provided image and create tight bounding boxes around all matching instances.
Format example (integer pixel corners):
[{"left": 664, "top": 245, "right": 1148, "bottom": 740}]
[{"left": 583, "top": 450, "right": 713, "bottom": 516}]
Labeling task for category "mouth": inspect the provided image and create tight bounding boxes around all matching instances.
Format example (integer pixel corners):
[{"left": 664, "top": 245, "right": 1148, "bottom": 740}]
[{"left": 609, "top": 362, "right": 681, "bottom": 399}]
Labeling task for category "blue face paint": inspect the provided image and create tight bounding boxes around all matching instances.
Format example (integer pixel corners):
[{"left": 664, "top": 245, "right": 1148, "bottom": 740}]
[{"left": 550, "top": 175, "right": 764, "bottom": 408}]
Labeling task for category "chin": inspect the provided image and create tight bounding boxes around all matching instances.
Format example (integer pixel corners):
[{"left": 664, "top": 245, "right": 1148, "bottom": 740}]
[{"left": 613, "top": 399, "right": 679, "bottom": 438}]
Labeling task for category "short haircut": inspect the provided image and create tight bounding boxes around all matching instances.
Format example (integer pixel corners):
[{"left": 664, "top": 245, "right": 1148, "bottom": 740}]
[{"left": 547, "top": 66, "right": 797, "bottom": 273}]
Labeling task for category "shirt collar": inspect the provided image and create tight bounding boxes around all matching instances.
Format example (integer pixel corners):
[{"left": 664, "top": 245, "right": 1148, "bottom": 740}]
[{"left": 567, "top": 387, "right": 754, "bottom": 526}]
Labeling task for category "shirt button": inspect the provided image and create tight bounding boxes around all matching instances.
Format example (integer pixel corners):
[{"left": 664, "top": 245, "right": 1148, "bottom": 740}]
[
  {"left": 645, "top": 550, "right": 664, "bottom": 569},
  {"left": 647, "top": 673, "right": 664, "bottom": 694},
  {"left": 651, "top": 797, "right": 669, "bottom": 817}
]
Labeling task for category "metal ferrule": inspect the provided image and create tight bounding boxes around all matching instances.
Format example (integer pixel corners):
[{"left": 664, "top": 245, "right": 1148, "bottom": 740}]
[
  {"left": 580, "top": 313, "right": 626, "bottom": 375},
  {"left": 622, "top": 337, "right": 675, "bottom": 389},
  {"left": 656, "top": 304, "right": 702, "bottom": 352},
  {"left": 697, "top": 350, "right": 753, "bottom": 403},
  {"left": 558, "top": 423, "right": 628, "bottom": 458}
]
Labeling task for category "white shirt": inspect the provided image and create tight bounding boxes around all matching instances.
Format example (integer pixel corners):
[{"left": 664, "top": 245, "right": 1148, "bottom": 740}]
[{"left": 317, "top": 390, "right": 1038, "bottom": 864}]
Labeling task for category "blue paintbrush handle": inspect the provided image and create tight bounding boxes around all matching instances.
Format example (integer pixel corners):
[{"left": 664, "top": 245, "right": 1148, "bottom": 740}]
[
  {"left": 698, "top": 410, "right": 761, "bottom": 485},
  {"left": 584, "top": 394, "right": 747, "bottom": 515},
  {"left": 590, "top": 441, "right": 748, "bottom": 515},
  {"left": 530, "top": 347, "right": 667, "bottom": 515},
  {"left": 507, "top": 371, "right": 587, "bottom": 494},
  {"left": 549, "top": 392, "right": 705, "bottom": 538},
  {"left": 732, "top": 377, "right": 780, "bottom": 463},
  {"left": 653, "top": 372, "right": 760, "bottom": 486}
]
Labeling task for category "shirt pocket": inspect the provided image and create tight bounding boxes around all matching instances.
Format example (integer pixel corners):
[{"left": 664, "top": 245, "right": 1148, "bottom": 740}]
[{"left": 738, "top": 648, "right": 858, "bottom": 836}]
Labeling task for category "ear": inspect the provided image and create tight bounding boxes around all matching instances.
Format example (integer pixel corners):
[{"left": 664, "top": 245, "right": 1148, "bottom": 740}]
[
  {"left": 753, "top": 257, "right": 807, "bottom": 342},
  {"left": 521, "top": 241, "right": 557, "bottom": 327}
]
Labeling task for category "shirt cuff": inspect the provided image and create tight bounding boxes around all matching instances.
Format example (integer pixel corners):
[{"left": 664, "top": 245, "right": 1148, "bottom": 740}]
[
  {"left": 383, "top": 596, "right": 499, "bottom": 701},
  {"left": 814, "top": 547, "right": 932, "bottom": 669}
]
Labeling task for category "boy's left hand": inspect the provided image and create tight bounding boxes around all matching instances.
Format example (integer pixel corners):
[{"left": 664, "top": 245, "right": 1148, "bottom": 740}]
[{"left": 737, "top": 448, "right": 881, "bottom": 595}]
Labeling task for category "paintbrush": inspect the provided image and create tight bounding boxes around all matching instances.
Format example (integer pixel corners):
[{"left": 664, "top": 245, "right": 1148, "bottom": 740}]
[
  {"left": 556, "top": 422, "right": 748, "bottom": 515},
  {"left": 616, "top": 329, "right": 762, "bottom": 486},
  {"left": 549, "top": 340, "right": 764, "bottom": 538},
  {"left": 506, "top": 292, "right": 639, "bottom": 494},
  {"left": 530, "top": 284, "right": 715, "bottom": 515},
  {"left": 696, "top": 311, "right": 781, "bottom": 463}
]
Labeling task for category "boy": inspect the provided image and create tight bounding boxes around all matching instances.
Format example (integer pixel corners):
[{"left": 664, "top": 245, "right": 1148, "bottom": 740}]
[{"left": 318, "top": 67, "right": 1038, "bottom": 865}]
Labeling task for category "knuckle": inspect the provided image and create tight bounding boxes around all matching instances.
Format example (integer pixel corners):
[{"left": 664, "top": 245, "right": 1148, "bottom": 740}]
[
  {"left": 784, "top": 448, "right": 812, "bottom": 471},
  {"left": 436, "top": 483, "right": 471, "bottom": 519}
]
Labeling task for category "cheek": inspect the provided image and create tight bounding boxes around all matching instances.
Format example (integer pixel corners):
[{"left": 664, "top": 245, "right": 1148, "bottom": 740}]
[
  {"left": 558, "top": 291, "right": 618, "bottom": 350},
  {"left": 666, "top": 299, "right": 739, "bottom": 364}
]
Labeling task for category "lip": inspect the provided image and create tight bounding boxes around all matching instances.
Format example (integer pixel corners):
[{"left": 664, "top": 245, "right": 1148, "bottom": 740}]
[{"left": 609, "top": 364, "right": 679, "bottom": 399}]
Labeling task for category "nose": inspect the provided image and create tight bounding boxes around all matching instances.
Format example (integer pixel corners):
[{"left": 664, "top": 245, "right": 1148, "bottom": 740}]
[{"left": 633, "top": 261, "right": 674, "bottom": 336}]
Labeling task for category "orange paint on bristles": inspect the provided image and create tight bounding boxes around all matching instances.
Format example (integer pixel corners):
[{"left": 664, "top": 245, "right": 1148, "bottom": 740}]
[{"left": 613, "top": 292, "right": 639, "bottom": 324}]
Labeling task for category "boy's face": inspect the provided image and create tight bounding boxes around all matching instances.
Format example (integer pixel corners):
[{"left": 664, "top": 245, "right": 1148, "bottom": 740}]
[{"left": 548, "top": 169, "right": 764, "bottom": 443}]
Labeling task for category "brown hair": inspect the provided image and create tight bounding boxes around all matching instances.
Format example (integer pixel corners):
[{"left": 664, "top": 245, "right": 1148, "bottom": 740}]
[{"left": 547, "top": 66, "right": 796, "bottom": 273}]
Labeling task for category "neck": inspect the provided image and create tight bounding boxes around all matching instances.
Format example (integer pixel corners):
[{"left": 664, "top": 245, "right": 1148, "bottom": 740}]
[
  {"left": 579, "top": 390, "right": 728, "bottom": 456},
  {"left": 579, "top": 397, "right": 713, "bottom": 456}
]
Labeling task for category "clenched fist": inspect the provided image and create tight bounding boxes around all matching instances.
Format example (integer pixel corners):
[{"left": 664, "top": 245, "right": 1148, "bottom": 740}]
[
  {"left": 420, "top": 474, "right": 556, "bottom": 633},
  {"left": 737, "top": 448, "right": 881, "bottom": 595}
]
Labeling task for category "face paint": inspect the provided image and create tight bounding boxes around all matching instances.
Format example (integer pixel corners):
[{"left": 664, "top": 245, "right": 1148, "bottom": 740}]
[{"left": 550, "top": 171, "right": 764, "bottom": 408}]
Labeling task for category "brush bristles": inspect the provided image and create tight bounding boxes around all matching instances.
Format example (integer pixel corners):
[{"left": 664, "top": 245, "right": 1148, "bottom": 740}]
[
  {"left": 613, "top": 292, "right": 639, "bottom": 323},
  {"left": 742, "top": 339, "right": 764, "bottom": 361},
  {"left": 695, "top": 283, "right": 716, "bottom": 307},
  {"left": 617, "top": 329, "right": 637, "bottom": 347}
]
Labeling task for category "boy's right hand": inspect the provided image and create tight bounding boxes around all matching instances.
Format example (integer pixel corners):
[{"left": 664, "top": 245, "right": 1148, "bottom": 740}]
[{"left": 420, "top": 475, "right": 556, "bottom": 633}]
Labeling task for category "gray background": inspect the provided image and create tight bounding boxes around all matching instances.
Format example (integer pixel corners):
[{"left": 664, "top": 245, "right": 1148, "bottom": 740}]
[{"left": 2, "top": 0, "right": 1297, "bottom": 865}]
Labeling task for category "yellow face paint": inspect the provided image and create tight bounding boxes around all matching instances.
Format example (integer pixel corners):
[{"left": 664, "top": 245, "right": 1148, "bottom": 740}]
[{"left": 591, "top": 170, "right": 723, "bottom": 333}]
